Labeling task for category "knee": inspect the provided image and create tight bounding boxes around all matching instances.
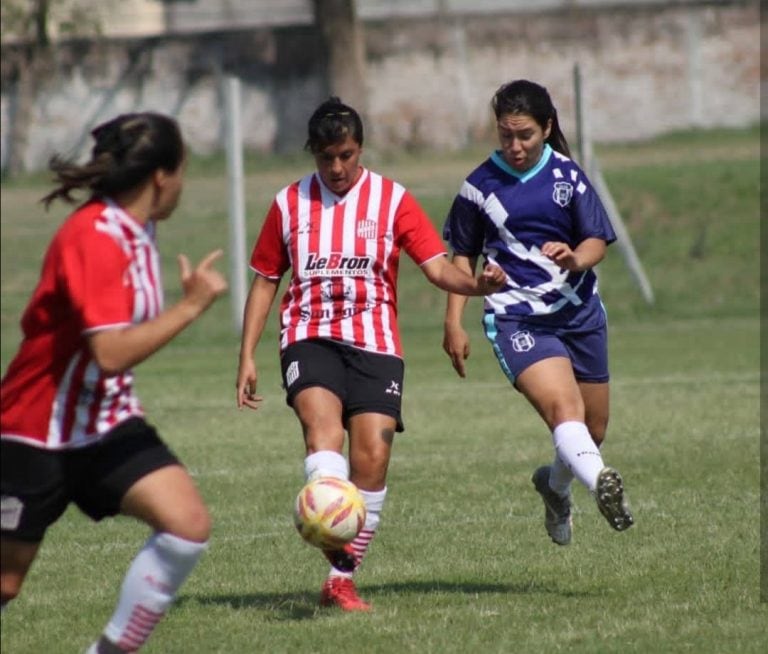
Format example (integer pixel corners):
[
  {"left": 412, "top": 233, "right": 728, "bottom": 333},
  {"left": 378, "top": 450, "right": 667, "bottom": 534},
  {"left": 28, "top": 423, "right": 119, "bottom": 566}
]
[
  {"left": 304, "top": 428, "right": 346, "bottom": 454},
  {"left": 353, "top": 436, "right": 390, "bottom": 467},
  {"left": 165, "top": 502, "right": 212, "bottom": 543},
  {"left": 182, "top": 504, "right": 212, "bottom": 543},
  {"left": 1, "top": 574, "right": 24, "bottom": 605},
  {"left": 350, "top": 447, "right": 390, "bottom": 490},
  {"left": 544, "top": 400, "right": 585, "bottom": 430}
]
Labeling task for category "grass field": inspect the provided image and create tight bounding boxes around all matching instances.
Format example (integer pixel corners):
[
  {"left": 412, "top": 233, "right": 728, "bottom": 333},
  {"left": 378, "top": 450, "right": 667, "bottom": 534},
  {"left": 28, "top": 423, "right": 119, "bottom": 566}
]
[{"left": 0, "top": 127, "right": 763, "bottom": 653}]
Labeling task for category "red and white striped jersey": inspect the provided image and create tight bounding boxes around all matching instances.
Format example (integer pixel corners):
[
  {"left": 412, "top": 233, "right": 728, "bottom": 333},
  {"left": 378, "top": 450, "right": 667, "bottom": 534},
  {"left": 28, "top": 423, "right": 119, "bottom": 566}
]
[
  {"left": 251, "top": 168, "right": 446, "bottom": 357},
  {"left": 0, "top": 199, "right": 162, "bottom": 449}
]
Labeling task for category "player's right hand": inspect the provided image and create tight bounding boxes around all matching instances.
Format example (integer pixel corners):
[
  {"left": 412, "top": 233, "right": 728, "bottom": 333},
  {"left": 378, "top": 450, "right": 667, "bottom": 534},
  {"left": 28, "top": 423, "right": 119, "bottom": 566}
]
[
  {"left": 443, "top": 324, "right": 470, "bottom": 378},
  {"left": 477, "top": 263, "right": 506, "bottom": 294},
  {"left": 236, "top": 359, "right": 264, "bottom": 410}
]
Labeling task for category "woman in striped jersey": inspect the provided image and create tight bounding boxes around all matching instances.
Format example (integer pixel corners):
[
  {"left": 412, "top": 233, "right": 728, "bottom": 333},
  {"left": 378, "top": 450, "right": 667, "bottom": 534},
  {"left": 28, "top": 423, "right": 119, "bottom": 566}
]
[
  {"left": 1, "top": 112, "right": 227, "bottom": 653},
  {"left": 442, "top": 80, "right": 634, "bottom": 547},
  {"left": 236, "top": 97, "right": 505, "bottom": 611}
]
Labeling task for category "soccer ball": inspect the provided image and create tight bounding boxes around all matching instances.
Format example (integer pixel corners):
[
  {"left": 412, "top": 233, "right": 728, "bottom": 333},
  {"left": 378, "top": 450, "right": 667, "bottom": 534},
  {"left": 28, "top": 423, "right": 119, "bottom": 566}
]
[{"left": 294, "top": 477, "right": 366, "bottom": 550}]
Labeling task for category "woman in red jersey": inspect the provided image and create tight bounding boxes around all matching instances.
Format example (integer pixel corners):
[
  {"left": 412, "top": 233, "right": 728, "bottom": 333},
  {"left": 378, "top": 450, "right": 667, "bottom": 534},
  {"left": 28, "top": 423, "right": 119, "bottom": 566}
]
[
  {"left": 236, "top": 97, "right": 505, "bottom": 612},
  {"left": 0, "top": 112, "right": 227, "bottom": 654}
]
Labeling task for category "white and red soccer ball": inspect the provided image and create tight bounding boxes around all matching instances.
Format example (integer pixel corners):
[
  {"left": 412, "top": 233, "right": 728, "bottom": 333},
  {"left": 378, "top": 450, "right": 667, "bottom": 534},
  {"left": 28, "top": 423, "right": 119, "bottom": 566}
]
[{"left": 294, "top": 477, "right": 366, "bottom": 549}]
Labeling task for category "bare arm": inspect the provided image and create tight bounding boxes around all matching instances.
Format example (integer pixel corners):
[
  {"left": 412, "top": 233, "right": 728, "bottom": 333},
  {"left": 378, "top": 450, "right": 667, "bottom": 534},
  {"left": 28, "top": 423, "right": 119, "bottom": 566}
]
[
  {"left": 420, "top": 254, "right": 505, "bottom": 296},
  {"left": 441, "top": 254, "right": 478, "bottom": 378},
  {"left": 236, "top": 273, "right": 281, "bottom": 410},
  {"left": 88, "top": 249, "right": 228, "bottom": 375},
  {"left": 541, "top": 237, "right": 607, "bottom": 271}
]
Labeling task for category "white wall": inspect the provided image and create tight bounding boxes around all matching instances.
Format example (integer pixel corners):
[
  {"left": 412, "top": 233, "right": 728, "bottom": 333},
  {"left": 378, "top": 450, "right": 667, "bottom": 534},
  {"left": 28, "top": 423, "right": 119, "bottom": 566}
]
[{"left": 0, "top": 1, "right": 760, "bottom": 172}]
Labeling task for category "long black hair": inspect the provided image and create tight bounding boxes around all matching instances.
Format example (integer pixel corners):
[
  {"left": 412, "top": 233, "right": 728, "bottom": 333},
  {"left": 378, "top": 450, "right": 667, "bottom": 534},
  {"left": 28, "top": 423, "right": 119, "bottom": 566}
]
[
  {"left": 41, "top": 112, "right": 184, "bottom": 208},
  {"left": 491, "top": 80, "right": 571, "bottom": 158}
]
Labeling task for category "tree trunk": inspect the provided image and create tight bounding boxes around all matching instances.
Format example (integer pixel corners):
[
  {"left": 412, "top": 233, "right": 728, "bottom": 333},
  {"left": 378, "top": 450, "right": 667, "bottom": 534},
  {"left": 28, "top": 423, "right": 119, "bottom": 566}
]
[
  {"left": 312, "top": 0, "right": 369, "bottom": 123},
  {"left": 4, "top": 0, "right": 52, "bottom": 176},
  {"left": 4, "top": 46, "right": 55, "bottom": 176}
]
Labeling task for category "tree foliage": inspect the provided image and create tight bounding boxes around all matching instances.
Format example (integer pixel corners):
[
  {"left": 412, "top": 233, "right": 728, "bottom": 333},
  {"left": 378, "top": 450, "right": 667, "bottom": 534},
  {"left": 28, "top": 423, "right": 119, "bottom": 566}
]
[{"left": 1, "top": 0, "right": 109, "bottom": 46}]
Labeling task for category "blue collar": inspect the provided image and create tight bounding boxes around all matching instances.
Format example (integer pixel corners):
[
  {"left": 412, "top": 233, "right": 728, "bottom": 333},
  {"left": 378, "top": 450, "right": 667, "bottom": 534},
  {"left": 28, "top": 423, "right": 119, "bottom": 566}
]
[{"left": 491, "top": 144, "right": 552, "bottom": 182}]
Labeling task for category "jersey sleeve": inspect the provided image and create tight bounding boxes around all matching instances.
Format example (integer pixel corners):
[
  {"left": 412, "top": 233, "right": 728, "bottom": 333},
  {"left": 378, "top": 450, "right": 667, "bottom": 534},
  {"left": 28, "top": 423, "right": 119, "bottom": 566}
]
[
  {"left": 571, "top": 173, "right": 617, "bottom": 245},
  {"left": 394, "top": 190, "right": 446, "bottom": 265},
  {"left": 441, "top": 180, "right": 486, "bottom": 256},
  {"left": 250, "top": 200, "right": 290, "bottom": 278},
  {"left": 60, "top": 230, "right": 133, "bottom": 331}
]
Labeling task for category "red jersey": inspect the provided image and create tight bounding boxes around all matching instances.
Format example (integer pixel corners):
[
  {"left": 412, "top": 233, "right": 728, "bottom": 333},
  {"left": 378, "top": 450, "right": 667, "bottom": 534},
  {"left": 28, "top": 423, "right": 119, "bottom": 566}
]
[
  {"left": 251, "top": 168, "right": 446, "bottom": 357},
  {"left": 1, "top": 199, "right": 163, "bottom": 449}
]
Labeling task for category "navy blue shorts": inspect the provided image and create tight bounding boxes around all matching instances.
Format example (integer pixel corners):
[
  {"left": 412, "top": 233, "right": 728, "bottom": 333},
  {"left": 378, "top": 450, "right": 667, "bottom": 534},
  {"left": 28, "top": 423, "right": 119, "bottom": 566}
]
[
  {"left": 483, "top": 313, "right": 610, "bottom": 386},
  {"left": 0, "top": 418, "right": 180, "bottom": 543},
  {"left": 280, "top": 338, "right": 405, "bottom": 432}
]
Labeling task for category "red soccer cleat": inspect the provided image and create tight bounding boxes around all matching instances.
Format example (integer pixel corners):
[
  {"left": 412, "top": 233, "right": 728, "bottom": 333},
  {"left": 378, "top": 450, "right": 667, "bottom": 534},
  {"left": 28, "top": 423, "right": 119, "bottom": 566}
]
[{"left": 319, "top": 576, "right": 371, "bottom": 612}]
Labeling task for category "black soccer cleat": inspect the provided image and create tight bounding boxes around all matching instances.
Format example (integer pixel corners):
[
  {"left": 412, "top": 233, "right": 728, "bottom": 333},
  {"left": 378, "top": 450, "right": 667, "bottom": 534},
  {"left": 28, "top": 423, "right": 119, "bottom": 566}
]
[{"left": 595, "top": 467, "right": 634, "bottom": 532}]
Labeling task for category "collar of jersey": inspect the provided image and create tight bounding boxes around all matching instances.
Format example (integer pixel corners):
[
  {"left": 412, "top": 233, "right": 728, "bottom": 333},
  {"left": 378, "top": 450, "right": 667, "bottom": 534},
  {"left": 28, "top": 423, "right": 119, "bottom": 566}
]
[
  {"left": 317, "top": 167, "right": 369, "bottom": 204},
  {"left": 490, "top": 144, "right": 552, "bottom": 183},
  {"left": 104, "top": 197, "right": 155, "bottom": 241}
]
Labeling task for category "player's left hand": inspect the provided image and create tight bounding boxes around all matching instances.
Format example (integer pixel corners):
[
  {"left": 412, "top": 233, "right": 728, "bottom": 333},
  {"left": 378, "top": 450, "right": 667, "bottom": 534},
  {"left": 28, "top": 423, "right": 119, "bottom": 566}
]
[{"left": 541, "top": 241, "right": 578, "bottom": 270}]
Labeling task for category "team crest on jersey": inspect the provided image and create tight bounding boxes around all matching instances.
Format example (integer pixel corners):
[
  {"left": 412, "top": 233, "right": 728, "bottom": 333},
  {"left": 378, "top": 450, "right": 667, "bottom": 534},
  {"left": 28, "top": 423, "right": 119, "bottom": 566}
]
[
  {"left": 552, "top": 181, "right": 573, "bottom": 207},
  {"left": 320, "top": 278, "right": 353, "bottom": 301},
  {"left": 357, "top": 219, "right": 377, "bottom": 239},
  {"left": 510, "top": 330, "right": 535, "bottom": 353}
]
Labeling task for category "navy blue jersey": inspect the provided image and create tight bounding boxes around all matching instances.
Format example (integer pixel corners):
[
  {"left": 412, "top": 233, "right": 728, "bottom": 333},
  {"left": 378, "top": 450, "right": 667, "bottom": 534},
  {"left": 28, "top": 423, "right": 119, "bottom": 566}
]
[{"left": 443, "top": 145, "right": 615, "bottom": 327}]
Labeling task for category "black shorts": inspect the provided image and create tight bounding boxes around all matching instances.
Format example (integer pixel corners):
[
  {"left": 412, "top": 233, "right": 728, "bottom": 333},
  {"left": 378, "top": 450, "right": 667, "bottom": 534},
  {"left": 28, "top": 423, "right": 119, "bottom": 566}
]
[
  {"left": 280, "top": 339, "right": 405, "bottom": 432},
  {"left": 0, "top": 418, "right": 180, "bottom": 543}
]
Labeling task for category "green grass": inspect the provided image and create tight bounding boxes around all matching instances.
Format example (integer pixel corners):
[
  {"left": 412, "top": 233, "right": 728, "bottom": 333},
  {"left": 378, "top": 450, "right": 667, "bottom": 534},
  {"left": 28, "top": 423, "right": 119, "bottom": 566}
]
[{"left": 0, "top": 127, "right": 763, "bottom": 653}]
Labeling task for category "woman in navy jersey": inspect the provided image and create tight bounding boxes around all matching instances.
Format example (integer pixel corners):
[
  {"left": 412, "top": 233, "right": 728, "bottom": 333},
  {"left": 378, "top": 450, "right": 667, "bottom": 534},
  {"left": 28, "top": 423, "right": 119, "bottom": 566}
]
[
  {"left": 236, "top": 97, "right": 505, "bottom": 611},
  {"left": 442, "top": 80, "right": 634, "bottom": 546},
  {"left": 0, "top": 112, "right": 227, "bottom": 653}
]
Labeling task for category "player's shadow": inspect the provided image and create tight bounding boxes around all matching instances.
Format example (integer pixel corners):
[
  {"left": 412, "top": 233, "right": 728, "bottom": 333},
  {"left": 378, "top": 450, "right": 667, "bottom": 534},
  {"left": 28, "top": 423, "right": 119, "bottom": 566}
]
[{"left": 181, "top": 579, "right": 591, "bottom": 622}]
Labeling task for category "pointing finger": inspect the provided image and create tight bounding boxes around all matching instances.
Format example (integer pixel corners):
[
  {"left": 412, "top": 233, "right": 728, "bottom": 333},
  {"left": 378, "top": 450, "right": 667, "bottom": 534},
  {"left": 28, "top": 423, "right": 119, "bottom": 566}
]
[
  {"left": 198, "top": 249, "right": 224, "bottom": 270},
  {"left": 177, "top": 254, "right": 191, "bottom": 279}
]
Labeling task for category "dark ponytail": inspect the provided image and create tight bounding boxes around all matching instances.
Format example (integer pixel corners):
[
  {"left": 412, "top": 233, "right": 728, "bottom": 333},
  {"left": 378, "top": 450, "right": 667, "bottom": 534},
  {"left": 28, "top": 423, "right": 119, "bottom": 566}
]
[{"left": 41, "top": 112, "right": 184, "bottom": 208}]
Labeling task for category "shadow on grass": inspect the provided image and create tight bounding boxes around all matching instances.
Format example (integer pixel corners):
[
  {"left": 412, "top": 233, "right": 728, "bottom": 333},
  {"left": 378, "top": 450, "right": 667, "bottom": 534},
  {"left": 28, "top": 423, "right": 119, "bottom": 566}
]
[{"left": 180, "top": 579, "right": 591, "bottom": 621}]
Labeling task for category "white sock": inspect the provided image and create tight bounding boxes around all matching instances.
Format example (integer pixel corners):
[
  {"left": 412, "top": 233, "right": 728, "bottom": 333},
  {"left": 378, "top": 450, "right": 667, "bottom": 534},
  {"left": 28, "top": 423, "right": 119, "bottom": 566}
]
[
  {"left": 552, "top": 421, "right": 604, "bottom": 492},
  {"left": 304, "top": 450, "right": 348, "bottom": 482},
  {"left": 330, "top": 487, "right": 386, "bottom": 578},
  {"left": 102, "top": 533, "right": 207, "bottom": 651},
  {"left": 550, "top": 432, "right": 608, "bottom": 495}
]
